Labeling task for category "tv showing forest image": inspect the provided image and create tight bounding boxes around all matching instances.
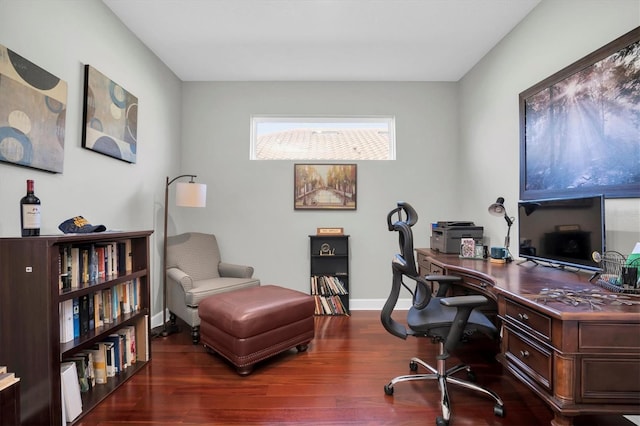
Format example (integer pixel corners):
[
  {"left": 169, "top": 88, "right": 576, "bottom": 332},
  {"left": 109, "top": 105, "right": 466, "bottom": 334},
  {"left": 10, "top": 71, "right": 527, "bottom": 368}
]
[{"left": 519, "top": 28, "right": 639, "bottom": 200}]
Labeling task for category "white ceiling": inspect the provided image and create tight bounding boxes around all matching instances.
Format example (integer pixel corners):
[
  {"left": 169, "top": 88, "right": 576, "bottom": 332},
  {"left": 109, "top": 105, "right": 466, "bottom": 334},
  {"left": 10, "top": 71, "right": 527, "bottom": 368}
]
[{"left": 102, "top": 0, "right": 540, "bottom": 82}]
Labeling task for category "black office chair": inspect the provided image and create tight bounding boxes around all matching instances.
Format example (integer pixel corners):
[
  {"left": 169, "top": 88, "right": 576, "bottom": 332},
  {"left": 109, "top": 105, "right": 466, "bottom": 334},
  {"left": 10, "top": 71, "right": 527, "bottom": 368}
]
[{"left": 382, "top": 202, "right": 505, "bottom": 426}]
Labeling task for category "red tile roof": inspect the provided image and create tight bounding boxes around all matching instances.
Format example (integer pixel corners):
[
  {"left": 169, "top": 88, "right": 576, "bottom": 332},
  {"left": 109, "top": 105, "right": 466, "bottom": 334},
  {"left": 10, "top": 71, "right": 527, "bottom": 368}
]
[{"left": 256, "top": 128, "right": 389, "bottom": 160}]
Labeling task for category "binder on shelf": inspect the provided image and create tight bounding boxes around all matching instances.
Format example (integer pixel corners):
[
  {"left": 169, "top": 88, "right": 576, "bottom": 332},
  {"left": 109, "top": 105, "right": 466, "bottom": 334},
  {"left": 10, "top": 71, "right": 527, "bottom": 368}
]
[
  {"left": 59, "top": 299, "right": 74, "bottom": 343},
  {"left": 60, "top": 362, "right": 82, "bottom": 422}
]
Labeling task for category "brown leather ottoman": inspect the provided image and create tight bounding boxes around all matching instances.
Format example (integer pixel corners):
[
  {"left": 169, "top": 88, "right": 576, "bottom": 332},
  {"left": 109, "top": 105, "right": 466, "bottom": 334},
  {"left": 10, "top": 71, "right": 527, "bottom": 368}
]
[{"left": 198, "top": 285, "right": 315, "bottom": 375}]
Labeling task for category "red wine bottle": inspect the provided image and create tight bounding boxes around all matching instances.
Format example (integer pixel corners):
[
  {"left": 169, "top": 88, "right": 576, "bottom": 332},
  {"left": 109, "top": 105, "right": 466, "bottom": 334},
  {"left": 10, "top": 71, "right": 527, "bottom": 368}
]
[{"left": 20, "top": 179, "right": 41, "bottom": 237}]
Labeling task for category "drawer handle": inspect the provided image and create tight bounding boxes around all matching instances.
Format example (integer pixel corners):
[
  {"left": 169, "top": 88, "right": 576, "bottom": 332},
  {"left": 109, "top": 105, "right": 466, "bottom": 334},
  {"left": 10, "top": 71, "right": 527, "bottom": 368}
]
[
  {"left": 518, "top": 313, "right": 529, "bottom": 321},
  {"left": 519, "top": 350, "right": 530, "bottom": 358}
]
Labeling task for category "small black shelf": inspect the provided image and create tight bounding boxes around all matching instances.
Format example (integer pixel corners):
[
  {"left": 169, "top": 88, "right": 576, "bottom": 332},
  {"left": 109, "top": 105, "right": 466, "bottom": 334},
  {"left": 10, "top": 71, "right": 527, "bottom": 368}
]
[{"left": 309, "top": 235, "right": 350, "bottom": 315}]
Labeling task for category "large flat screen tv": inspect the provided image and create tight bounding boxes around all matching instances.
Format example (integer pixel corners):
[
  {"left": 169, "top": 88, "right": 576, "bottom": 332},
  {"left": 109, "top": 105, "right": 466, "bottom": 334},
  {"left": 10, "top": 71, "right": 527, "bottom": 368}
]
[{"left": 518, "top": 195, "right": 605, "bottom": 271}]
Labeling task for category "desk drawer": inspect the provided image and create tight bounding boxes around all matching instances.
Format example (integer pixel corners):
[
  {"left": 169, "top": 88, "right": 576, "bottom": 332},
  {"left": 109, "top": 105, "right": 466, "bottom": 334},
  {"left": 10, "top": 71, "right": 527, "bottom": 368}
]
[
  {"left": 504, "top": 327, "right": 552, "bottom": 391},
  {"left": 505, "top": 298, "right": 552, "bottom": 343},
  {"left": 458, "top": 274, "right": 491, "bottom": 293}
]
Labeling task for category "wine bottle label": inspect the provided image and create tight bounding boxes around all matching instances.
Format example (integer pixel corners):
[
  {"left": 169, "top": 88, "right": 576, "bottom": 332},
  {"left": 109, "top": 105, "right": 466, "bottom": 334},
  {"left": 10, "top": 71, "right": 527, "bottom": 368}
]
[{"left": 22, "top": 205, "right": 41, "bottom": 229}]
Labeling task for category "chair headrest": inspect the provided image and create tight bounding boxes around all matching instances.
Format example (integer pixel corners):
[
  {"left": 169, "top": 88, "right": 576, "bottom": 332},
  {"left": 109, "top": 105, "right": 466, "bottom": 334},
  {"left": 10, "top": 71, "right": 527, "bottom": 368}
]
[{"left": 387, "top": 201, "right": 418, "bottom": 231}]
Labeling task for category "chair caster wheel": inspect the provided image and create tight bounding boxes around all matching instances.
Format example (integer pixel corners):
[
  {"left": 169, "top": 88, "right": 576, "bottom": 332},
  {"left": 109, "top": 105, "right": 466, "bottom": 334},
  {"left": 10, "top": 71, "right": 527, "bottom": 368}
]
[
  {"left": 494, "top": 404, "right": 505, "bottom": 417},
  {"left": 436, "top": 416, "right": 449, "bottom": 426},
  {"left": 409, "top": 360, "right": 418, "bottom": 371},
  {"left": 384, "top": 384, "right": 394, "bottom": 395}
]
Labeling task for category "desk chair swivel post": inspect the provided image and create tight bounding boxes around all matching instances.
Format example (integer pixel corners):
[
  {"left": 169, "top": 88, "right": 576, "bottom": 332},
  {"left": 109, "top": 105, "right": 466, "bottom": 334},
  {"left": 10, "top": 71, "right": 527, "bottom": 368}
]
[{"left": 382, "top": 202, "right": 505, "bottom": 426}]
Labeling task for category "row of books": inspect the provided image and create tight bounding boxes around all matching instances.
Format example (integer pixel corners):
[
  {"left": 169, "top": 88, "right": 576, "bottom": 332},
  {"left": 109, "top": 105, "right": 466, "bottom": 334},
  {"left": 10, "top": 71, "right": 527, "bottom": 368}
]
[
  {"left": 59, "top": 279, "right": 141, "bottom": 343},
  {"left": 313, "top": 294, "right": 349, "bottom": 315},
  {"left": 311, "top": 275, "right": 348, "bottom": 296},
  {"left": 60, "top": 318, "right": 148, "bottom": 423},
  {"left": 58, "top": 240, "right": 133, "bottom": 290},
  {"left": 0, "top": 365, "right": 20, "bottom": 392}
]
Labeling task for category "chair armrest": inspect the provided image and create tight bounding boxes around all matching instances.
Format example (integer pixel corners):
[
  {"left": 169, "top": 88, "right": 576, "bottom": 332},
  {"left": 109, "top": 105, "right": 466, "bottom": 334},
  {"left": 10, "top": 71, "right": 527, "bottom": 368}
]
[
  {"left": 166, "top": 267, "right": 194, "bottom": 292},
  {"left": 440, "top": 295, "right": 488, "bottom": 308},
  {"left": 439, "top": 295, "right": 488, "bottom": 357},
  {"left": 425, "top": 275, "right": 462, "bottom": 297},
  {"left": 219, "top": 262, "right": 254, "bottom": 278}
]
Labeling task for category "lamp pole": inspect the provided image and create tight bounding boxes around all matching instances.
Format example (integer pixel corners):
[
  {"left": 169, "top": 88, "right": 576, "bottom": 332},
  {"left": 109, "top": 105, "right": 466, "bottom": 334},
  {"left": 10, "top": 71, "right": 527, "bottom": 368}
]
[{"left": 161, "top": 174, "right": 203, "bottom": 337}]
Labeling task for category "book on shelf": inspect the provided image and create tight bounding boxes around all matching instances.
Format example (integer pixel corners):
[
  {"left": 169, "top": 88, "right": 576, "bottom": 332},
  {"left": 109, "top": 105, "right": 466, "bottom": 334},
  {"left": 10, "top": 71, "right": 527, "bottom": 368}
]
[
  {"left": 117, "top": 241, "right": 127, "bottom": 273},
  {"left": 60, "top": 362, "right": 82, "bottom": 422},
  {"left": 80, "top": 294, "right": 90, "bottom": 336},
  {"left": 70, "top": 247, "right": 80, "bottom": 288},
  {"left": 135, "top": 315, "right": 149, "bottom": 362},
  {"left": 63, "top": 356, "right": 90, "bottom": 392},
  {"left": 95, "top": 245, "right": 106, "bottom": 279},
  {"left": 103, "top": 288, "right": 113, "bottom": 324},
  {"left": 118, "top": 327, "right": 133, "bottom": 368},
  {"left": 72, "top": 297, "right": 80, "bottom": 339},
  {"left": 88, "top": 292, "right": 95, "bottom": 331},
  {"left": 94, "top": 291, "right": 104, "bottom": 329},
  {"left": 59, "top": 299, "right": 74, "bottom": 343},
  {"left": 100, "top": 341, "right": 116, "bottom": 377},
  {"left": 103, "top": 334, "right": 124, "bottom": 374},
  {"left": 84, "top": 344, "right": 107, "bottom": 385},
  {"left": 123, "top": 325, "right": 137, "bottom": 365},
  {"left": 77, "top": 351, "right": 96, "bottom": 389}
]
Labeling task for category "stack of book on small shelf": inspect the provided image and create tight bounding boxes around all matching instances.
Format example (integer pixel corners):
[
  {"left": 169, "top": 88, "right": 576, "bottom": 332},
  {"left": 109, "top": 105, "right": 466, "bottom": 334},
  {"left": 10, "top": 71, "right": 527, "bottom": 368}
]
[{"left": 311, "top": 275, "right": 349, "bottom": 315}]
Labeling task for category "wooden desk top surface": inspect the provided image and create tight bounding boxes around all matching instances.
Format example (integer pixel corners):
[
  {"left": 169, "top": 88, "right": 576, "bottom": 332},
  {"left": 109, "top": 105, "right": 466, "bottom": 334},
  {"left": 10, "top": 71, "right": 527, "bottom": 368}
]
[{"left": 417, "top": 248, "right": 640, "bottom": 322}]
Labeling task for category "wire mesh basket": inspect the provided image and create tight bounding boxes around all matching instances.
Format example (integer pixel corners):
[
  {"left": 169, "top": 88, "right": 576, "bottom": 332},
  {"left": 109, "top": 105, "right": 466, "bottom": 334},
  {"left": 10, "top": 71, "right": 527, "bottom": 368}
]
[{"left": 594, "top": 251, "right": 640, "bottom": 293}]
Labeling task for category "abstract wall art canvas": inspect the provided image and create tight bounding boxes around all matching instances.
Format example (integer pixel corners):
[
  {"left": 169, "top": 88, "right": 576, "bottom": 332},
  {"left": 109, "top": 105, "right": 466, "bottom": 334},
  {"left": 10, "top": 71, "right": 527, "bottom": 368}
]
[
  {"left": 0, "top": 44, "right": 67, "bottom": 173},
  {"left": 82, "top": 65, "right": 138, "bottom": 163}
]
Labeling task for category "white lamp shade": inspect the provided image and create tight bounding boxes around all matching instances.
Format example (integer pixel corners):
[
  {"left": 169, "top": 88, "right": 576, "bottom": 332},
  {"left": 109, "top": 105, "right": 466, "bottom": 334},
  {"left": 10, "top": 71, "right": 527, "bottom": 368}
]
[{"left": 175, "top": 182, "right": 207, "bottom": 207}]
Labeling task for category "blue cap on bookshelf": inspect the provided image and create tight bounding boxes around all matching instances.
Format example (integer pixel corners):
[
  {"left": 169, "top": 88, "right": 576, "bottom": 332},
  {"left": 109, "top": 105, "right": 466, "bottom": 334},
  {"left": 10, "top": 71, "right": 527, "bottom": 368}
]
[{"left": 58, "top": 216, "right": 106, "bottom": 234}]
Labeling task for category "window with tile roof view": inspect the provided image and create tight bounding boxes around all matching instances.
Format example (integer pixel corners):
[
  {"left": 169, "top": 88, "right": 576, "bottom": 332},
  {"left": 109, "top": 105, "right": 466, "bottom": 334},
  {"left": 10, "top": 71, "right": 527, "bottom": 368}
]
[{"left": 251, "top": 116, "right": 395, "bottom": 160}]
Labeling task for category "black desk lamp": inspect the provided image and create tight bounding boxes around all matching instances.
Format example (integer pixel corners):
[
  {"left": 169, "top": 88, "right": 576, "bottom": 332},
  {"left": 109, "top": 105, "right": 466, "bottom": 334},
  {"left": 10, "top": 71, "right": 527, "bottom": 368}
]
[{"left": 488, "top": 197, "right": 514, "bottom": 261}]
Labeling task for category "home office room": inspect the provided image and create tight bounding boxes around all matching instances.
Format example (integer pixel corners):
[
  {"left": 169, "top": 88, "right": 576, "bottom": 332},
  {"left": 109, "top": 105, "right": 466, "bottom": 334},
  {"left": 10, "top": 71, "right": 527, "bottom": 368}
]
[{"left": 0, "top": 1, "right": 639, "bottom": 425}]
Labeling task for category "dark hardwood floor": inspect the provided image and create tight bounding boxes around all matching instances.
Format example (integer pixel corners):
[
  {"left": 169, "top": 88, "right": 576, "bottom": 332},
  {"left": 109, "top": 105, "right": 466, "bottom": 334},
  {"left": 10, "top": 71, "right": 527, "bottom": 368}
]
[{"left": 77, "top": 311, "right": 636, "bottom": 426}]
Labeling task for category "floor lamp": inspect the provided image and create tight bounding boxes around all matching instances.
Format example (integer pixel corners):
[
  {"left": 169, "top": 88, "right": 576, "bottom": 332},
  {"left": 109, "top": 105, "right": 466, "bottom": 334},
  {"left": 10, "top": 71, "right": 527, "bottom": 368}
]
[
  {"left": 488, "top": 196, "right": 514, "bottom": 262},
  {"left": 160, "top": 174, "right": 207, "bottom": 337}
]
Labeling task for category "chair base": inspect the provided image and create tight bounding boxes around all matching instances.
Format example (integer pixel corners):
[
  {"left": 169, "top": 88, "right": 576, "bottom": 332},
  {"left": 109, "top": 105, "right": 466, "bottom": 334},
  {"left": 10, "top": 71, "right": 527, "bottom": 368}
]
[{"left": 384, "top": 343, "right": 505, "bottom": 426}]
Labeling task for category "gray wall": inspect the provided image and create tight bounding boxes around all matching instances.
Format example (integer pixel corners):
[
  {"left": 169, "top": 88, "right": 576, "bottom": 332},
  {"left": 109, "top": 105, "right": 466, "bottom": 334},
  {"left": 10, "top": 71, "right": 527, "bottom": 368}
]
[
  {"left": 0, "top": 0, "right": 183, "bottom": 319},
  {"left": 178, "top": 82, "right": 461, "bottom": 304}
]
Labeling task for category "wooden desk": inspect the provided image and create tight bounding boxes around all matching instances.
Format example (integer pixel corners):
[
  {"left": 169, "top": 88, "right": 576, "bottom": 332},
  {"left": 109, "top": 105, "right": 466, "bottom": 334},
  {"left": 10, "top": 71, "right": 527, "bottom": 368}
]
[{"left": 416, "top": 249, "right": 640, "bottom": 426}]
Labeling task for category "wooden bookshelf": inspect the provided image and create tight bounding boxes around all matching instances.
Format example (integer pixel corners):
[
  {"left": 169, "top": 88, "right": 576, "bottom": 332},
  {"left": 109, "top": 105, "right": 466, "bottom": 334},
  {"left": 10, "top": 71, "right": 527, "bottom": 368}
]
[
  {"left": 0, "top": 230, "right": 152, "bottom": 426},
  {"left": 309, "top": 235, "right": 350, "bottom": 315}
]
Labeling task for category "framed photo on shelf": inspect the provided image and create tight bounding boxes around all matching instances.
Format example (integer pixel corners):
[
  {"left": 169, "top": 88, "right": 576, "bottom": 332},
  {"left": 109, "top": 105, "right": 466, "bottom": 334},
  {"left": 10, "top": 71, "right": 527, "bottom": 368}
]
[
  {"left": 294, "top": 164, "right": 357, "bottom": 210},
  {"left": 82, "top": 65, "right": 138, "bottom": 163},
  {"left": 519, "top": 27, "right": 640, "bottom": 200}
]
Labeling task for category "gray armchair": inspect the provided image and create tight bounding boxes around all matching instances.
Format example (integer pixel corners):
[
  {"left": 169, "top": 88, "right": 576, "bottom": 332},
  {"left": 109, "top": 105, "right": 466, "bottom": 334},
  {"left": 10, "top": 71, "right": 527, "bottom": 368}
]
[{"left": 166, "top": 232, "right": 260, "bottom": 343}]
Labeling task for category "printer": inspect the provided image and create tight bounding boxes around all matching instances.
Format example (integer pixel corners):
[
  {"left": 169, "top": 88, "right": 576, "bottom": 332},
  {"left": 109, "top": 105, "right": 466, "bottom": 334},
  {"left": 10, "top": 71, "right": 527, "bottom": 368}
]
[{"left": 430, "top": 221, "right": 484, "bottom": 254}]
